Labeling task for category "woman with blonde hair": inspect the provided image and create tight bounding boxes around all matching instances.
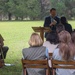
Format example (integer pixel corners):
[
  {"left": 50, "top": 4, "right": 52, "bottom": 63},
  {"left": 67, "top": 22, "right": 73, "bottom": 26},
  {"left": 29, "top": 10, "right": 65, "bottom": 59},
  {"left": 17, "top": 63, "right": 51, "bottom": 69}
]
[
  {"left": 22, "top": 33, "right": 49, "bottom": 75},
  {"left": 52, "top": 30, "right": 75, "bottom": 75}
]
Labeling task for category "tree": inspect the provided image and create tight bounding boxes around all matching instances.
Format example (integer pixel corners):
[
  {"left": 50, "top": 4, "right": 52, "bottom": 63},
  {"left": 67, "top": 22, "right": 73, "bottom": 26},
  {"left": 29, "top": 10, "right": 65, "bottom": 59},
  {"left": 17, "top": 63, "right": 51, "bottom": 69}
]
[
  {"left": 27, "top": 0, "right": 41, "bottom": 20},
  {"left": 51, "top": 0, "right": 75, "bottom": 19},
  {"left": 0, "top": 0, "right": 12, "bottom": 20},
  {"left": 0, "top": 0, "right": 8, "bottom": 20},
  {"left": 39, "top": 0, "right": 51, "bottom": 19}
]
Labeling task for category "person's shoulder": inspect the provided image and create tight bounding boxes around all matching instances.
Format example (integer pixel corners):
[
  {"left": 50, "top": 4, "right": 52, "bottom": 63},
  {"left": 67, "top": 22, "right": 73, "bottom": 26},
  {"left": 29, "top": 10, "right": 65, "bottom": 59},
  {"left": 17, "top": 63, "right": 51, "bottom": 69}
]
[
  {"left": 55, "top": 16, "right": 60, "bottom": 19},
  {"left": 53, "top": 48, "right": 59, "bottom": 53},
  {"left": 45, "top": 16, "right": 50, "bottom": 19},
  {"left": 66, "top": 23, "right": 72, "bottom": 27},
  {"left": 41, "top": 46, "right": 46, "bottom": 49},
  {"left": 67, "top": 23, "right": 71, "bottom": 26},
  {"left": 43, "top": 41, "right": 50, "bottom": 45},
  {"left": 52, "top": 48, "right": 61, "bottom": 60},
  {"left": 22, "top": 48, "right": 29, "bottom": 52}
]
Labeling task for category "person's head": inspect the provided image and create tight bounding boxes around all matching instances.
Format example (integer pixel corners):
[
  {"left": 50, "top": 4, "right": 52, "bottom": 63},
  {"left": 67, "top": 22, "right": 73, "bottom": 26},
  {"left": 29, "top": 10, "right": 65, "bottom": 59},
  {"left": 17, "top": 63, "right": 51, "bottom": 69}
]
[
  {"left": 56, "top": 24, "right": 65, "bottom": 34},
  {"left": 50, "top": 8, "right": 56, "bottom": 17},
  {"left": 60, "top": 16, "right": 67, "bottom": 24},
  {"left": 58, "top": 30, "right": 71, "bottom": 43},
  {"left": 46, "top": 31, "right": 59, "bottom": 44},
  {"left": 71, "top": 30, "right": 75, "bottom": 44},
  {"left": 58, "top": 30, "right": 75, "bottom": 60},
  {"left": 28, "top": 33, "right": 43, "bottom": 47}
]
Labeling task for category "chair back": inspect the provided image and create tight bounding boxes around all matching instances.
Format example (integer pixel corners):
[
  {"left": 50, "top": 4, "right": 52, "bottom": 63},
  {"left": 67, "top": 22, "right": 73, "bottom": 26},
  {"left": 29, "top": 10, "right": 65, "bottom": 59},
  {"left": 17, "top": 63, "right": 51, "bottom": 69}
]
[
  {"left": 51, "top": 59, "right": 75, "bottom": 75},
  {"left": 51, "top": 59, "right": 75, "bottom": 69},
  {"left": 49, "top": 53, "right": 53, "bottom": 57},
  {"left": 21, "top": 59, "right": 50, "bottom": 75}
]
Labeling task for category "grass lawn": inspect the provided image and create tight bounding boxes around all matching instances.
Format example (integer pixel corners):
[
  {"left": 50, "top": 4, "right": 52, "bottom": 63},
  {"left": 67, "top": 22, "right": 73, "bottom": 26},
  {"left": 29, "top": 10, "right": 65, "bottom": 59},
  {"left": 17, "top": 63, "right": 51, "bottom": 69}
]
[{"left": 0, "top": 21, "right": 75, "bottom": 75}]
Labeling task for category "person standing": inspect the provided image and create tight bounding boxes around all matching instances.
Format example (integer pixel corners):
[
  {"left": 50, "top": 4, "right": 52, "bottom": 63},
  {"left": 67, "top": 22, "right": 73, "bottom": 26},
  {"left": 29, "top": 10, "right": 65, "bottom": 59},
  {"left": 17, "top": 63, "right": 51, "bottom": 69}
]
[{"left": 44, "top": 8, "right": 60, "bottom": 37}]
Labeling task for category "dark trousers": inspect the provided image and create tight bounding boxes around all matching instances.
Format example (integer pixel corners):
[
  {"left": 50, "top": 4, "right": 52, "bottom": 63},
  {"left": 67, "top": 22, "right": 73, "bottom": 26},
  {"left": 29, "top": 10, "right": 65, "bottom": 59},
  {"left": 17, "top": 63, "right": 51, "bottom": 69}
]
[{"left": 0, "top": 46, "right": 9, "bottom": 59}]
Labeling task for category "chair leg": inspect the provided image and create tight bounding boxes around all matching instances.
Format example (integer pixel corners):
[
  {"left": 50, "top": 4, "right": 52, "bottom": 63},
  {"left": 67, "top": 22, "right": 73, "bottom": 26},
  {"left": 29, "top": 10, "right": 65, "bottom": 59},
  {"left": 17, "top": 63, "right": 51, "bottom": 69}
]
[
  {"left": 52, "top": 69, "right": 56, "bottom": 75},
  {"left": 46, "top": 69, "right": 48, "bottom": 75},
  {"left": 23, "top": 69, "right": 26, "bottom": 75}
]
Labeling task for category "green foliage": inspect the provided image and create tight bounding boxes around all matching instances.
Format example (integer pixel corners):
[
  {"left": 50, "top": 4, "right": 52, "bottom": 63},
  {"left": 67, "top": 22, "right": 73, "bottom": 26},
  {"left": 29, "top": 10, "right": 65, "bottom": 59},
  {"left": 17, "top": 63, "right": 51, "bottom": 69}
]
[
  {"left": 27, "top": 0, "right": 41, "bottom": 20},
  {"left": 53, "top": 1, "right": 66, "bottom": 16},
  {"left": 5, "top": 0, "right": 41, "bottom": 20},
  {"left": 51, "top": 0, "right": 75, "bottom": 19},
  {"left": 0, "top": 0, "right": 75, "bottom": 20}
]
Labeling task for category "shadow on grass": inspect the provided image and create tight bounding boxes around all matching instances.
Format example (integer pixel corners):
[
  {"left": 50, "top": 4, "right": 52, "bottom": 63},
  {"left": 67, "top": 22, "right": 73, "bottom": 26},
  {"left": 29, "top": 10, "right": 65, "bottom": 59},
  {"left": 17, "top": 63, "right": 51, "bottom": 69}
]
[{"left": 0, "top": 64, "right": 22, "bottom": 75}]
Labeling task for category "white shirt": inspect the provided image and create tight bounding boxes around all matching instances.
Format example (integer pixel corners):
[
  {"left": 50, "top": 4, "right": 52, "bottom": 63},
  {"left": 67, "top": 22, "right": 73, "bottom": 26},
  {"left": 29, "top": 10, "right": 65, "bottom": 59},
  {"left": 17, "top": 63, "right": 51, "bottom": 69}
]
[
  {"left": 43, "top": 41, "right": 58, "bottom": 53},
  {"left": 43, "top": 41, "right": 58, "bottom": 67}
]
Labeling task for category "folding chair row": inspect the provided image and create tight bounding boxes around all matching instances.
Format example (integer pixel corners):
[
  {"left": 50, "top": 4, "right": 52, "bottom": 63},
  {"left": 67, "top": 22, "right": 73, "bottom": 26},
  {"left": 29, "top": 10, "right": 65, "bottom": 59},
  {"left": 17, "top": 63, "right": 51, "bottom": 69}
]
[{"left": 21, "top": 58, "right": 75, "bottom": 75}]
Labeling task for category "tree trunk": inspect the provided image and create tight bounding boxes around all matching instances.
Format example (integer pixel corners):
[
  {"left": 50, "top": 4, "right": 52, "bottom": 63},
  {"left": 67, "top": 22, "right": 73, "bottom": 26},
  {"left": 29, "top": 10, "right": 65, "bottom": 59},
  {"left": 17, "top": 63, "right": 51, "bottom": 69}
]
[
  {"left": 15, "top": 16, "right": 18, "bottom": 20},
  {"left": 8, "top": 13, "right": 12, "bottom": 20}
]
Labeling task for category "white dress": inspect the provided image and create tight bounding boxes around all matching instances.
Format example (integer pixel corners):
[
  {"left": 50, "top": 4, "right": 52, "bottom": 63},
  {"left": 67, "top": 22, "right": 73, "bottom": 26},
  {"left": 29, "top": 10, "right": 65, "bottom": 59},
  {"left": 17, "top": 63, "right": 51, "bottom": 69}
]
[{"left": 43, "top": 41, "right": 58, "bottom": 53}]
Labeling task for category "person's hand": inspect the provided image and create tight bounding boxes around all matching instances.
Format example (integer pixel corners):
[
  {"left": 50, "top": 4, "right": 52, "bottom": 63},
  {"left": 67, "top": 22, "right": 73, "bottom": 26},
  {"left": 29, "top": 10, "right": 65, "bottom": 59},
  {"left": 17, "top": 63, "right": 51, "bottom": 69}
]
[
  {"left": 50, "top": 22, "right": 55, "bottom": 26},
  {"left": 50, "top": 20, "right": 57, "bottom": 26}
]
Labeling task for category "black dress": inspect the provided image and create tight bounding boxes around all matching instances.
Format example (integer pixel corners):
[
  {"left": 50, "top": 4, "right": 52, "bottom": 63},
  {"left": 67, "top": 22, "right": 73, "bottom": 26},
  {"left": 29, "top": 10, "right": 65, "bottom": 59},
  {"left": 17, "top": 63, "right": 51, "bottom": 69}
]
[{"left": 63, "top": 23, "right": 72, "bottom": 34}]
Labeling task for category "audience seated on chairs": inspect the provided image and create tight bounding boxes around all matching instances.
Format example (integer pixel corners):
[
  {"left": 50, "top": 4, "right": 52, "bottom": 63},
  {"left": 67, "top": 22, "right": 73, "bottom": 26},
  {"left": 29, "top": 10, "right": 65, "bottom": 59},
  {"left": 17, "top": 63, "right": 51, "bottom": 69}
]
[
  {"left": 60, "top": 16, "right": 72, "bottom": 34},
  {"left": 22, "top": 33, "right": 49, "bottom": 75},
  {"left": 43, "top": 31, "right": 59, "bottom": 54},
  {"left": 52, "top": 30, "right": 75, "bottom": 75},
  {"left": 0, "top": 34, "right": 9, "bottom": 59}
]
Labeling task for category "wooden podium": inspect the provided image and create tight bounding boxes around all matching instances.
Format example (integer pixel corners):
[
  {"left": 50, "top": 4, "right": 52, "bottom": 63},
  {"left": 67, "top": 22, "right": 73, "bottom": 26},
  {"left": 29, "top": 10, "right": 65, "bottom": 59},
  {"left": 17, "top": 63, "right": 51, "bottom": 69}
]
[{"left": 32, "top": 27, "right": 51, "bottom": 41}]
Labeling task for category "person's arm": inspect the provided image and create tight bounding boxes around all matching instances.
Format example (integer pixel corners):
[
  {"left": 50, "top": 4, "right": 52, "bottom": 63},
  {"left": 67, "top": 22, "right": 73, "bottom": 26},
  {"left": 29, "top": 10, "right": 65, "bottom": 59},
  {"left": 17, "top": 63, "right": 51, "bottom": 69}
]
[
  {"left": 44, "top": 17, "right": 50, "bottom": 27},
  {"left": 69, "top": 24, "right": 72, "bottom": 34},
  {"left": 45, "top": 48, "right": 49, "bottom": 59},
  {"left": 22, "top": 49, "right": 25, "bottom": 59},
  {"left": 55, "top": 17, "right": 60, "bottom": 24},
  {"left": 44, "top": 18, "right": 48, "bottom": 27}
]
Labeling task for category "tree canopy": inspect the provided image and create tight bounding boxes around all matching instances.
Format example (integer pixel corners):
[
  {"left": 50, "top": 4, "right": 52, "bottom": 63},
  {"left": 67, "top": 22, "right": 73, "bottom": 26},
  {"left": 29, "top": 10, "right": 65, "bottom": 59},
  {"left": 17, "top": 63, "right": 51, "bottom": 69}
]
[{"left": 0, "top": 0, "right": 75, "bottom": 20}]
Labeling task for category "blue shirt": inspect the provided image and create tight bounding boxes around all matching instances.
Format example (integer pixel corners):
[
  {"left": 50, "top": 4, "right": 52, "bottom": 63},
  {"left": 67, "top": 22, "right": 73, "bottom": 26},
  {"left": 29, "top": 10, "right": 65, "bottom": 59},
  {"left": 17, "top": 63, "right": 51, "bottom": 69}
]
[{"left": 46, "top": 48, "right": 49, "bottom": 59}]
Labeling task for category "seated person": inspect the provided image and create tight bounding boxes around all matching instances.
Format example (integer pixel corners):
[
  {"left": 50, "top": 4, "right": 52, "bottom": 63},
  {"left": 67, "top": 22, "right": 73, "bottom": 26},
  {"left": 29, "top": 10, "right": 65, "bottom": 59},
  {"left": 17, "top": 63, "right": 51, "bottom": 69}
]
[
  {"left": 56, "top": 24, "right": 65, "bottom": 34},
  {"left": 52, "top": 30, "right": 75, "bottom": 75},
  {"left": 0, "top": 34, "right": 9, "bottom": 59},
  {"left": 60, "top": 16, "right": 72, "bottom": 34},
  {"left": 43, "top": 31, "right": 59, "bottom": 68},
  {"left": 22, "top": 33, "right": 49, "bottom": 75},
  {"left": 71, "top": 30, "right": 75, "bottom": 45},
  {"left": 43, "top": 31, "right": 59, "bottom": 53}
]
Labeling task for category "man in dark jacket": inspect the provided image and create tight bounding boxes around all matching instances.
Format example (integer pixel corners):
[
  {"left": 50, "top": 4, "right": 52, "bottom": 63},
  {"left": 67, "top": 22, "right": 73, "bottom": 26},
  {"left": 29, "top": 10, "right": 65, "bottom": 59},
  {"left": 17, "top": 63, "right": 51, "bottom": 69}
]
[{"left": 44, "top": 8, "right": 60, "bottom": 37}]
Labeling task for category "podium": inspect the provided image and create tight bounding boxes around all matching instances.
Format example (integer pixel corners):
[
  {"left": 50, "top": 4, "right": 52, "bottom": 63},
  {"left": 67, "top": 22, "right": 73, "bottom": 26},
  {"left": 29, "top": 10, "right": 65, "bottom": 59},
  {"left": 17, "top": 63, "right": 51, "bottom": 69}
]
[{"left": 32, "top": 27, "right": 51, "bottom": 41}]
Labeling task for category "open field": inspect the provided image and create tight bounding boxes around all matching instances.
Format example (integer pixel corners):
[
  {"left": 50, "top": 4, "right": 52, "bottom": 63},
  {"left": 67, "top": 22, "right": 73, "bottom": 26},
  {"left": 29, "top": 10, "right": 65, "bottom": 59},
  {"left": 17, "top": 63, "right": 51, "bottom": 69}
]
[{"left": 0, "top": 21, "right": 75, "bottom": 75}]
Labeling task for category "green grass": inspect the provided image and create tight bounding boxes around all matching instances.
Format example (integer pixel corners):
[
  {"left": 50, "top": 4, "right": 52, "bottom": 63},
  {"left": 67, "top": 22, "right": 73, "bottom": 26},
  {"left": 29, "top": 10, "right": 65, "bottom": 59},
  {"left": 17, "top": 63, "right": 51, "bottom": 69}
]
[{"left": 0, "top": 21, "right": 75, "bottom": 75}]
